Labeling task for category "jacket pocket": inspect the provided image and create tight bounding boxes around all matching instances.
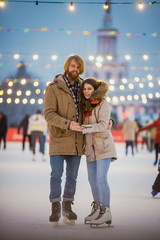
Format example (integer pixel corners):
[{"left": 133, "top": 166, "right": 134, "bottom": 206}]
[
  {"left": 93, "top": 131, "right": 109, "bottom": 154},
  {"left": 50, "top": 126, "right": 72, "bottom": 138}
]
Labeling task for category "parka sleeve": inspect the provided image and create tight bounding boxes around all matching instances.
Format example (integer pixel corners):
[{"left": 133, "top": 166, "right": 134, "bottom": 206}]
[
  {"left": 44, "top": 84, "right": 71, "bottom": 130},
  {"left": 82, "top": 100, "right": 111, "bottom": 134},
  {"left": 139, "top": 121, "right": 157, "bottom": 132}
]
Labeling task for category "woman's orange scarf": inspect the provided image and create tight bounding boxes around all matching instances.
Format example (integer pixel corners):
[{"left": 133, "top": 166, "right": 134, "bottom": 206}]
[{"left": 84, "top": 99, "right": 103, "bottom": 117}]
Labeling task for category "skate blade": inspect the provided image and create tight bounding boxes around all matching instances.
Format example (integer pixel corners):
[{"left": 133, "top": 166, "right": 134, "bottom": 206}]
[
  {"left": 90, "top": 221, "right": 113, "bottom": 228},
  {"left": 63, "top": 217, "right": 75, "bottom": 225},
  {"left": 84, "top": 220, "right": 91, "bottom": 224}
]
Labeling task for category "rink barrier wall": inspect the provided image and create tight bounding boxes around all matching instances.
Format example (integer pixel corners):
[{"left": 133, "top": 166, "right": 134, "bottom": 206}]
[{"left": 6, "top": 128, "right": 142, "bottom": 143}]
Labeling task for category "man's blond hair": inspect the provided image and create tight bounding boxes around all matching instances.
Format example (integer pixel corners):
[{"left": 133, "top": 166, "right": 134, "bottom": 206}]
[{"left": 64, "top": 55, "right": 85, "bottom": 75}]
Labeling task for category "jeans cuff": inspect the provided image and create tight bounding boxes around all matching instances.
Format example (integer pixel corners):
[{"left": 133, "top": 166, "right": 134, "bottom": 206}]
[
  {"left": 50, "top": 197, "right": 61, "bottom": 203},
  {"left": 63, "top": 196, "right": 74, "bottom": 202}
]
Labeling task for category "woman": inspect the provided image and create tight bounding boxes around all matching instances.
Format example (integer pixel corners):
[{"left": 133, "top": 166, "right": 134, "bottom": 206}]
[{"left": 79, "top": 78, "right": 117, "bottom": 227}]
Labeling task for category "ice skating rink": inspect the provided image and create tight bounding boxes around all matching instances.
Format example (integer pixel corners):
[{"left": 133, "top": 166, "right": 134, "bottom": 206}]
[{"left": 0, "top": 142, "right": 160, "bottom": 240}]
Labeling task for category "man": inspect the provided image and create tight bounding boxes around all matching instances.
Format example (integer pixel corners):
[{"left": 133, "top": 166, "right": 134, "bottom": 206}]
[{"left": 44, "top": 55, "right": 84, "bottom": 225}]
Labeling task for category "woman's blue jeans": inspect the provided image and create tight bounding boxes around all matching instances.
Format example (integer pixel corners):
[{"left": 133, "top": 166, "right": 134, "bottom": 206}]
[
  {"left": 50, "top": 155, "right": 81, "bottom": 203},
  {"left": 87, "top": 158, "right": 111, "bottom": 207}
]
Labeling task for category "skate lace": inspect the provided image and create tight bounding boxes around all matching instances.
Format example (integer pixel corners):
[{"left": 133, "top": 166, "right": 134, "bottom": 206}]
[
  {"left": 52, "top": 202, "right": 60, "bottom": 214},
  {"left": 96, "top": 206, "right": 106, "bottom": 219},
  {"left": 89, "top": 201, "right": 99, "bottom": 216},
  {"left": 64, "top": 201, "right": 73, "bottom": 212}
]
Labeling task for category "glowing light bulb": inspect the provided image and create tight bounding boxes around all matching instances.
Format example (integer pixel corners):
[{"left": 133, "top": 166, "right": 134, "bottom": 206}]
[
  {"left": 8, "top": 81, "right": 13, "bottom": 87},
  {"left": 95, "top": 62, "right": 102, "bottom": 68},
  {"left": 125, "top": 54, "right": 131, "bottom": 61},
  {"left": 139, "top": 83, "right": 144, "bottom": 88},
  {"left": 13, "top": 54, "right": 20, "bottom": 60},
  {"left": 109, "top": 79, "right": 115, "bottom": 85},
  {"left": 15, "top": 98, "right": 20, "bottom": 104},
  {"left": 21, "top": 79, "right": 27, "bottom": 85},
  {"left": 142, "top": 98, "right": 147, "bottom": 104},
  {"left": 51, "top": 55, "right": 57, "bottom": 61},
  {"left": 96, "top": 56, "right": 103, "bottom": 63},
  {"left": 148, "top": 93, "right": 153, "bottom": 99},
  {"left": 120, "top": 96, "right": 125, "bottom": 102},
  {"left": 134, "top": 95, "right": 139, "bottom": 100},
  {"left": 138, "top": 2, "right": 145, "bottom": 10},
  {"left": 69, "top": 2, "right": 75, "bottom": 11},
  {"left": 155, "top": 92, "right": 160, "bottom": 98},
  {"left": 26, "top": 90, "right": 31, "bottom": 96},
  {"left": 143, "top": 54, "right": 149, "bottom": 61},
  {"left": 38, "top": 98, "right": 43, "bottom": 104},
  {"left": 106, "top": 55, "right": 113, "bottom": 61},
  {"left": 88, "top": 55, "right": 95, "bottom": 61},
  {"left": 0, "top": 90, "right": 4, "bottom": 95},
  {"left": 112, "top": 96, "right": 119, "bottom": 104},
  {"left": 22, "top": 98, "right": 28, "bottom": 104},
  {"left": 134, "top": 77, "right": 140, "bottom": 82},
  {"left": 128, "top": 84, "right": 134, "bottom": 90},
  {"left": 109, "top": 85, "right": 115, "bottom": 91},
  {"left": 33, "top": 81, "right": 39, "bottom": 87},
  {"left": 127, "top": 95, "right": 132, "bottom": 101},
  {"left": 16, "top": 90, "right": 22, "bottom": 96},
  {"left": 122, "top": 78, "right": 128, "bottom": 84},
  {"left": 0, "top": 0, "right": 5, "bottom": 7},
  {"left": 103, "top": 2, "right": 109, "bottom": 10},
  {"left": 7, "top": 98, "right": 12, "bottom": 104},
  {"left": 33, "top": 54, "right": 39, "bottom": 60},
  {"left": 30, "top": 98, "right": 35, "bottom": 104},
  {"left": 120, "top": 85, "right": 125, "bottom": 90},
  {"left": 7, "top": 89, "right": 12, "bottom": 95},
  {"left": 148, "top": 82, "right": 154, "bottom": 88},
  {"left": 35, "top": 89, "right": 41, "bottom": 94},
  {"left": 106, "top": 97, "right": 111, "bottom": 102}
]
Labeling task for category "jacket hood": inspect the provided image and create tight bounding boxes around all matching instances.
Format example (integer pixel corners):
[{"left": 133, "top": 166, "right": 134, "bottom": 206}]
[
  {"left": 30, "top": 114, "right": 44, "bottom": 124},
  {"left": 90, "top": 81, "right": 109, "bottom": 101}
]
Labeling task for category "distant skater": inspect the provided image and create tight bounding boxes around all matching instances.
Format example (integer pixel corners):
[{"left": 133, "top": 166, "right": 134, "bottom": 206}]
[
  {"left": 0, "top": 112, "right": 8, "bottom": 150},
  {"left": 18, "top": 114, "right": 32, "bottom": 151}
]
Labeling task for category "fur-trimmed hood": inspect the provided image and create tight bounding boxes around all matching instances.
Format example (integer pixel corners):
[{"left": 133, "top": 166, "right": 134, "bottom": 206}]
[{"left": 90, "top": 80, "right": 109, "bottom": 101}]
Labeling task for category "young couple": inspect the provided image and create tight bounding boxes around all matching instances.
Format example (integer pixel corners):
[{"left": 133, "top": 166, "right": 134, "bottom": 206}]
[{"left": 44, "top": 55, "right": 117, "bottom": 227}]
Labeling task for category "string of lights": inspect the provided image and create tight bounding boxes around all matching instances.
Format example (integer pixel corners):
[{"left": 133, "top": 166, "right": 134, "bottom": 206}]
[
  {"left": 0, "top": 1, "right": 160, "bottom": 10},
  {"left": 0, "top": 53, "right": 159, "bottom": 61},
  {"left": 1, "top": 1, "right": 160, "bottom": 5}
]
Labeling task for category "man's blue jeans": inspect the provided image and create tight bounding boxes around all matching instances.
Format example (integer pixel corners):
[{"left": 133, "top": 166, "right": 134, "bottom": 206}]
[
  {"left": 50, "top": 155, "right": 81, "bottom": 203},
  {"left": 87, "top": 158, "right": 111, "bottom": 207}
]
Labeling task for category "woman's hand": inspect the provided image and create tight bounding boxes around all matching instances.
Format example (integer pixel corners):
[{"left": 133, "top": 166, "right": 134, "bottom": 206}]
[{"left": 69, "top": 121, "right": 83, "bottom": 132}]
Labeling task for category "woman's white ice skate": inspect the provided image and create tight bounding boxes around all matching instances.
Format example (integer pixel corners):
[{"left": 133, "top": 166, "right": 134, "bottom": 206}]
[
  {"left": 90, "top": 205, "right": 112, "bottom": 228},
  {"left": 84, "top": 201, "right": 100, "bottom": 224}
]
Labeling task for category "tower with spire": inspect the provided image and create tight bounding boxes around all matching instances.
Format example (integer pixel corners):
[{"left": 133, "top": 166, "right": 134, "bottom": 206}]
[{"left": 86, "top": 1, "right": 128, "bottom": 86}]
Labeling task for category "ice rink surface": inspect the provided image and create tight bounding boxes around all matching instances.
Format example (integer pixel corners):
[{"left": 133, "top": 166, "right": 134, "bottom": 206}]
[{"left": 0, "top": 142, "right": 160, "bottom": 240}]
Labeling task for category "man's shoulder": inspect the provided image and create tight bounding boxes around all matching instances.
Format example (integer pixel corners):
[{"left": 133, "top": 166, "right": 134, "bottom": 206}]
[{"left": 47, "top": 74, "right": 64, "bottom": 88}]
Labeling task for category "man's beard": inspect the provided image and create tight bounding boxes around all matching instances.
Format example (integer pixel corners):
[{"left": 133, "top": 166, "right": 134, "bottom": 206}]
[{"left": 67, "top": 71, "right": 79, "bottom": 81}]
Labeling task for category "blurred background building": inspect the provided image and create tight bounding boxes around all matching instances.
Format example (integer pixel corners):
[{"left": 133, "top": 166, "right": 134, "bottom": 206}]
[{"left": 0, "top": 1, "right": 159, "bottom": 127}]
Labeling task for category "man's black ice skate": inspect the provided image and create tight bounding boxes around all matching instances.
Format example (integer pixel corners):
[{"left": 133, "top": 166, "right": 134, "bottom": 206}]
[
  {"left": 49, "top": 202, "right": 61, "bottom": 226},
  {"left": 62, "top": 201, "right": 77, "bottom": 225}
]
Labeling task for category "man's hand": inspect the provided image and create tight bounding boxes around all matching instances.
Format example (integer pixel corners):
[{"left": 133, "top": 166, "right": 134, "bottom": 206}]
[{"left": 70, "top": 121, "right": 82, "bottom": 132}]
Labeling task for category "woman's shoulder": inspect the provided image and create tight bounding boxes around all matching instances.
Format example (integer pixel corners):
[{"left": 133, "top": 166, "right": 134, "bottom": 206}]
[{"left": 100, "top": 98, "right": 111, "bottom": 109}]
